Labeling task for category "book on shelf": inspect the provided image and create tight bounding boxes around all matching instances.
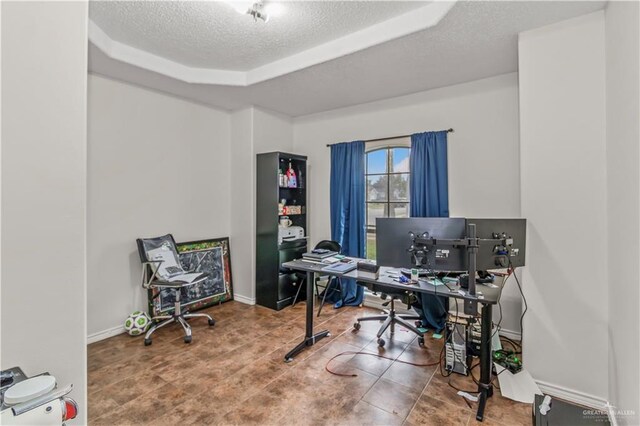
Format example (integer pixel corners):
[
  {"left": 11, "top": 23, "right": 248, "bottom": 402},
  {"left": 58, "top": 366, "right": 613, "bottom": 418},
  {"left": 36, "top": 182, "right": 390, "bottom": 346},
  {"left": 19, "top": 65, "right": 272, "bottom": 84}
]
[{"left": 302, "top": 250, "right": 338, "bottom": 260}]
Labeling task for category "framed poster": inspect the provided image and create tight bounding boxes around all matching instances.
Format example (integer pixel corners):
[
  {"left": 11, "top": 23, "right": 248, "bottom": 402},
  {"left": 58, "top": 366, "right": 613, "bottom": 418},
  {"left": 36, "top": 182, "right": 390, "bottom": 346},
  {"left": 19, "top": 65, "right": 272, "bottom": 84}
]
[{"left": 149, "top": 237, "right": 234, "bottom": 316}]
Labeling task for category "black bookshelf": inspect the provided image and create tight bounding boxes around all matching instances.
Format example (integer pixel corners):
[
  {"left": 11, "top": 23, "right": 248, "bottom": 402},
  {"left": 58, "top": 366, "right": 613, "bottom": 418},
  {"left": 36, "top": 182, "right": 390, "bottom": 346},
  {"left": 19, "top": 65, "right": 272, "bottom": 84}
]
[{"left": 256, "top": 152, "right": 308, "bottom": 310}]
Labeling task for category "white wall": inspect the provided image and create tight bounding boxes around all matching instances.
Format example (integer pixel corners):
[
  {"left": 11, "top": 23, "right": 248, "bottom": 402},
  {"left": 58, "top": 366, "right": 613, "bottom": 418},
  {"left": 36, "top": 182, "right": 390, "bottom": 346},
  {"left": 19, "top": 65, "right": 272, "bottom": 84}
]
[
  {"left": 87, "top": 75, "right": 231, "bottom": 337},
  {"left": 519, "top": 11, "right": 608, "bottom": 404},
  {"left": 293, "top": 73, "right": 521, "bottom": 245},
  {"left": 1, "top": 1, "right": 88, "bottom": 423},
  {"left": 87, "top": 87, "right": 291, "bottom": 326},
  {"left": 229, "top": 107, "right": 293, "bottom": 303},
  {"left": 254, "top": 108, "right": 293, "bottom": 154},
  {"left": 229, "top": 108, "right": 255, "bottom": 303},
  {"left": 605, "top": 1, "right": 640, "bottom": 423},
  {"left": 292, "top": 73, "right": 523, "bottom": 334}
]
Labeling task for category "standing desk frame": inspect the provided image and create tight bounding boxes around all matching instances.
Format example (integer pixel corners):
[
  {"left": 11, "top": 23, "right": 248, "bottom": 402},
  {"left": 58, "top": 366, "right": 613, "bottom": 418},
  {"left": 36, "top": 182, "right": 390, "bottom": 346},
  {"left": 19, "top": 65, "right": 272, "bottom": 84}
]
[
  {"left": 282, "top": 262, "right": 332, "bottom": 363},
  {"left": 281, "top": 259, "right": 504, "bottom": 422}
]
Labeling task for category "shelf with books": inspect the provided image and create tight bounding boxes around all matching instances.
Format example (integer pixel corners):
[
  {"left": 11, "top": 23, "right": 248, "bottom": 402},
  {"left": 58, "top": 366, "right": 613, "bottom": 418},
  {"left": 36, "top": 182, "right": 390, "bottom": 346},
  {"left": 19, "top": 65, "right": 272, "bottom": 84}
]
[
  {"left": 257, "top": 151, "right": 308, "bottom": 311},
  {"left": 278, "top": 157, "right": 305, "bottom": 189}
]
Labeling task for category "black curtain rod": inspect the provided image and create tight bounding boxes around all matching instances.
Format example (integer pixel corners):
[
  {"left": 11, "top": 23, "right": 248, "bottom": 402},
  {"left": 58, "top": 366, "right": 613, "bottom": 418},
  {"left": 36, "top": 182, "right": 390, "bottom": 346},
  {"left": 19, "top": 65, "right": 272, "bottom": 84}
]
[{"left": 325, "top": 128, "right": 454, "bottom": 147}]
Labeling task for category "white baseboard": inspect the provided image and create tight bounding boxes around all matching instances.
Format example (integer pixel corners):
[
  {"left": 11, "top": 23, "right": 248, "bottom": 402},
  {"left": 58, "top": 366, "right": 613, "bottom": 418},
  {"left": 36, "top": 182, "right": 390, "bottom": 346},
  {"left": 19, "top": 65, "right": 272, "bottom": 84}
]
[
  {"left": 536, "top": 380, "right": 618, "bottom": 425},
  {"left": 606, "top": 402, "right": 619, "bottom": 426},
  {"left": 498, "top": 328, "right": 521, "bottom": 341},
  {"left": 233, "top": 294, "right": 256, "bottom": 305},
  {"left": 87, "top": 325, "right": 125, "bottom": 344},
  {"left": 87, "top": 297, "right": 254, "bottom": 344},
  {"left": 536, "top": 379, "right": 610, "bottom": 410}
]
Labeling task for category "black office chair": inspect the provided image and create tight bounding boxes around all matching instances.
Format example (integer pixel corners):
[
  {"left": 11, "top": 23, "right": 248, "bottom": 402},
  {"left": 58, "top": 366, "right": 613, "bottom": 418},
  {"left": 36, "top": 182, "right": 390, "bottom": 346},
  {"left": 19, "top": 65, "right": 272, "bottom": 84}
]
[
  {"left": 354, "top": 287, "right": 424, "bottom": 348},
  {"left": 292, "top": 240, "right": 343, "bottom": 317},
  {"left": 136, "top": 234, "right": 215, "bottom": 346}
]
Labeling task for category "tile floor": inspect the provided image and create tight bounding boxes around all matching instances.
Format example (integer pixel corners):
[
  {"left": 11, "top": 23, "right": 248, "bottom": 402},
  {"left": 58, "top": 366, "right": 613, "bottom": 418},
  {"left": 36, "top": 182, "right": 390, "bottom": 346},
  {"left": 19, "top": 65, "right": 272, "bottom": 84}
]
[{"left": 88, "top": 301, "right": 531, "bottom": 425}]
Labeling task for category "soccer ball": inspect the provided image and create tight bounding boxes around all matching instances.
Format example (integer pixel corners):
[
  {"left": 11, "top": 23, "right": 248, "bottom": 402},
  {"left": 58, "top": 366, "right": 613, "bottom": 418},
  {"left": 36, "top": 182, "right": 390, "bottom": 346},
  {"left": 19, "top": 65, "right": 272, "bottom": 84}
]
[{"left": 124, "top": 311, "right": 151, "bottom": 336}]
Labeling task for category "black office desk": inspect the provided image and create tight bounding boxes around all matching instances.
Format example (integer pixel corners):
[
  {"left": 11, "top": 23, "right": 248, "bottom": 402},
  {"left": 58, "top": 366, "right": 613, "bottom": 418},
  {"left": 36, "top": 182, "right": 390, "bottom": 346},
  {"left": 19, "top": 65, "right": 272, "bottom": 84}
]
[
  {"left": 282, "top": 259, "right": 504, "bottom": 422},
  {"left": 280, "top": 260, "right": 335, "bottom": 363}
]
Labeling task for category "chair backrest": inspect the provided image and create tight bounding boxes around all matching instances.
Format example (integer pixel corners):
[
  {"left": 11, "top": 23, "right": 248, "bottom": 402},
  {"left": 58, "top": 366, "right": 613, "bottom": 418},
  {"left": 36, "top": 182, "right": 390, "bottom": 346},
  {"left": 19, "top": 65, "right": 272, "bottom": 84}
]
[
  {"left": 136, "top": 234, "right": 185, "bottom": 279},
  {"left": 314, "top": 240, "right": 341, "bottom": 253}
]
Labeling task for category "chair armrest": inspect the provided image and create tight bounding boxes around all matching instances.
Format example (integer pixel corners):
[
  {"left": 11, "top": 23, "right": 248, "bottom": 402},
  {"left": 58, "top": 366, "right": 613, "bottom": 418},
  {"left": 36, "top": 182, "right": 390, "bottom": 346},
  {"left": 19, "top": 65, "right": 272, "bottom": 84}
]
[
  {"left": 151, "top": 274, "right": 208, "bottom": 287},
  {"left": 141, "top": 260, "right": 167, "bottom": 289},
  {"left": 149, "top": 280, "right": 185, "bottom": 289}
]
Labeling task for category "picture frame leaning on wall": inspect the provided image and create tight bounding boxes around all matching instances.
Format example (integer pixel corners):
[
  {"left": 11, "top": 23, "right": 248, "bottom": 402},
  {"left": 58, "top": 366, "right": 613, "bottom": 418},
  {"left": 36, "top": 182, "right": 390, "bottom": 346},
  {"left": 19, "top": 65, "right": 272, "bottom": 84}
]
[{"left": 148, "top": 237, "right": 234, "bottom": 317}]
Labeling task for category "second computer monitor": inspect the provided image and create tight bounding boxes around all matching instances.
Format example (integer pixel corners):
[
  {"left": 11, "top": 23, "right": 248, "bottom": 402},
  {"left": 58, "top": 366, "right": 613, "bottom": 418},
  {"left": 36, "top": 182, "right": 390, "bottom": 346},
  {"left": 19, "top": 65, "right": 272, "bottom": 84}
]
[
  {"left": 468, "top": 218, "right": 527, "bottom": 270},
  {"left": 375, "top": 217, "right": 467, "bottom": 272}
]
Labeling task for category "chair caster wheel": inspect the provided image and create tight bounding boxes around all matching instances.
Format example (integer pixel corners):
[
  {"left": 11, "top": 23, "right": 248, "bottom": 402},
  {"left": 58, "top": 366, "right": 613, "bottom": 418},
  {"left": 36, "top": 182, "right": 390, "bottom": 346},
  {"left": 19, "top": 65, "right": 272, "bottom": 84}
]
[
  {"left": 184, "top": 336, "right": 192, "bottom": 344},
  {"left": 353, "top": 322, "right": 361, "bottom": 331},
  {"left": 144, "top": 338, "right": 152, "bottom": 346},
  {"left": 377, "top": 338, "right": 385, "bottom": 348},
  {"left": 208, "top": 318, "right": 216, "bottom": 326},
  {"left": 418, "top": 337, "right": 425, "bottom": 347}
]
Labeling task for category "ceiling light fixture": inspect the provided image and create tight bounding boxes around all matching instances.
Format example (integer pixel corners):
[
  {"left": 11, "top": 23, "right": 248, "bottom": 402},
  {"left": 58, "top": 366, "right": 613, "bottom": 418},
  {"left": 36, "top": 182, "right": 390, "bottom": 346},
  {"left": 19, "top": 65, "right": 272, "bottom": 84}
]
[
  {"left": 228, "top": 1, "right": 270, "bottom": 23},
  {"left": 248, "top": 3, "right": 269, "bottom": 23}
]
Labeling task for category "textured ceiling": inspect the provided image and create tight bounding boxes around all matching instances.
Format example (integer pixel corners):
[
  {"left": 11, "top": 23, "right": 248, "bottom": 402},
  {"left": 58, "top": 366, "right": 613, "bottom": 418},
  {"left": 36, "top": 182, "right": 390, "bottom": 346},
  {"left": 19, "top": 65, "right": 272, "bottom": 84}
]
[
  {"left": 89, "top": 1, "right": 607, "bottom": 117},
  {"left": 89, "top": 1, "right": 427, "bottom": 70}
]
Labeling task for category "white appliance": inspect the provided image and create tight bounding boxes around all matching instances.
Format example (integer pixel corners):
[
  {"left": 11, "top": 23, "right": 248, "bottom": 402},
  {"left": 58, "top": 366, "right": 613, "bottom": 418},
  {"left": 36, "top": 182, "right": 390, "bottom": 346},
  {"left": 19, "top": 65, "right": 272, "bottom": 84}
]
[
  {"left": 1, "top": 367, "right": 77, "bottom": 425},
  {"left": 278, "top": 225, "right": 304, "bottom": 244}
]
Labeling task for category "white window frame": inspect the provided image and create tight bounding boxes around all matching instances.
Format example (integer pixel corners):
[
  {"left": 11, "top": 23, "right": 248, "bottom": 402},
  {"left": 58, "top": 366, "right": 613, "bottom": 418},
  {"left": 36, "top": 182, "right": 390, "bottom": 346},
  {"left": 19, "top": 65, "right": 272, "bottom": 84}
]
[{"left": 365, "top": 137, "right": 411, "bottom": 260}]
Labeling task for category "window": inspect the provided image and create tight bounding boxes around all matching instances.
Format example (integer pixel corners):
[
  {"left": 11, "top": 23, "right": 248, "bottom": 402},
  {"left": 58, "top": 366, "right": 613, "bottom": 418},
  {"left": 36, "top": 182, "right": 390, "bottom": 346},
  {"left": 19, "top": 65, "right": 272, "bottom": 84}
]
[{"left": 366, "top": 147, "right": 410, "bottom": 259}]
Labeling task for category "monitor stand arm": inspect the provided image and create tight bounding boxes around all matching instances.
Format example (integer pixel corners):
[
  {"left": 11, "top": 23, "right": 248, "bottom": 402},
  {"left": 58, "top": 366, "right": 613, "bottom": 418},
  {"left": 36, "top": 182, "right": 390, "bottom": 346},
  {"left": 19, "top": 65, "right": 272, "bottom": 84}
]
[
  {"left": 466, "top": 223, "right": 478, "bottom": 296},
  {"left": 411, "top": 250, "right": 426, "bottom": 268},
  {"left": 464, "top": 223, "right": 479, "bottom": 315}
]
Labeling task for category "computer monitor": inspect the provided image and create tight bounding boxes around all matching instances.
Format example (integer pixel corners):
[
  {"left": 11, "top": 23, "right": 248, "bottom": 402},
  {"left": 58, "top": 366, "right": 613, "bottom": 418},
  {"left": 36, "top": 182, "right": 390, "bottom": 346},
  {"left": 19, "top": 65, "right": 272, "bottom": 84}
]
[
  {"left": 468, "top": 218, "right": 527, "bottom": 270},
  {"left": 375, "top": 217, "right": 467, "bottom": 272}
]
